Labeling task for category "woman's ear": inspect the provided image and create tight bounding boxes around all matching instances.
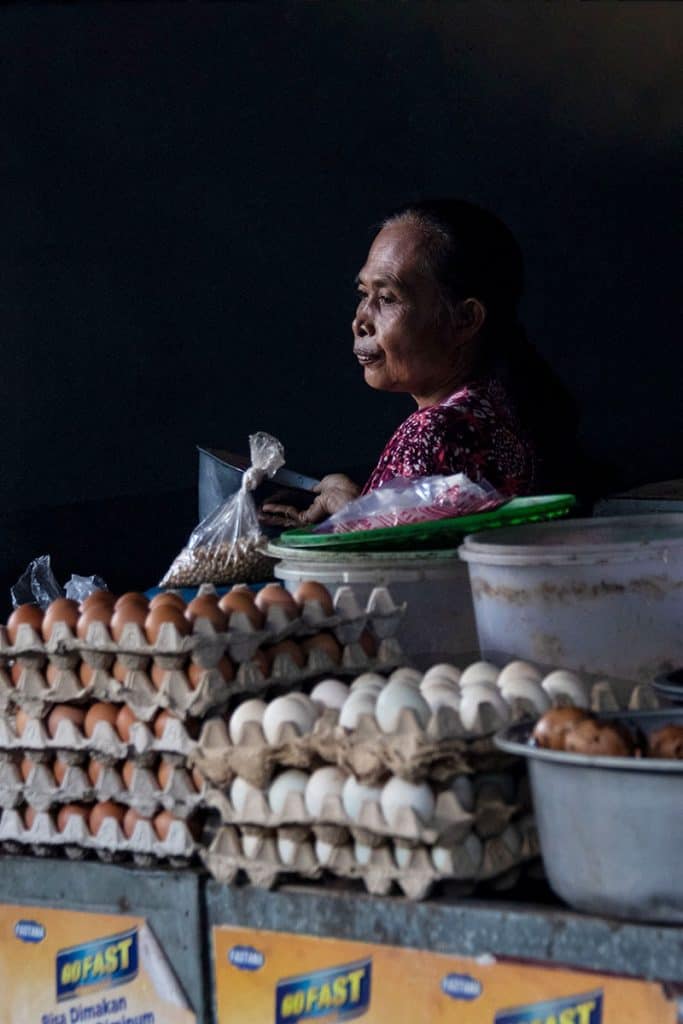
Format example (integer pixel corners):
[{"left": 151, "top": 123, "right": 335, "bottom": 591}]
[{"left": 454, "top": 297, "right": 487, "bottom": 339}]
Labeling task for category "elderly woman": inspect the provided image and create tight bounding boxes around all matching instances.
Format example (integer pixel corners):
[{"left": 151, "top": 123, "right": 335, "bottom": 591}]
[{"left": 268, "top": 199, "right": 577, "bottom": 525}]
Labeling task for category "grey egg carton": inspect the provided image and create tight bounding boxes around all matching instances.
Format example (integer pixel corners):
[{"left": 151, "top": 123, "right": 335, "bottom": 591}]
[
  {"left": 202, "top": 820, "right": 529, "bottom": 900},
  {"left": 0, "top": 759, "right": 203, "bottom": 819},
  {"left": 0, "top": 713, "right": 196, "bottom": 765},
  {"left": 0, "top": 807, "right": 198, "bottom": 865},
  {"left": 204, "top": 775, "right": 518, "bottom": 847},
  {"left": 0, "top": 586, "right": 405, "bottom": 670}
]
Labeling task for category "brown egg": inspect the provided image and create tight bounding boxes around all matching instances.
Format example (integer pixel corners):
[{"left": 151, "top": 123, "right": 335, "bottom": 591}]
[
  {"left": 301, "top": 632, "right": 342, "bottom": 664},
  {"left": 186, "top": 662, "right": 204, "bottom": 690},
  {"left": 57, "top": 803, "right": 89, "bottom": 832},
  {"left": 46, "top": 663, "right": 62, "bottom": 687},
  {"left": 10, "top": 661, "right": 25, "bottom": 686},
  {"left": 191, "top": 766, "right": 204, "bottom": 792},
  {"left": 53, "top": 757, "right": 69, "bottom": 785},
  {"left": 121, "top": 760, "right": 136, "bottom": 789},
  {"left": 23, "top": 805, "right": 38, "bottom": 829},
  {"left": 115, "top": 705, "right": 139, "bottom": 742},
  {"left": 79, "top": 663, "right": 95, "bottom": 686},
  {"left": 47, "top": 705, "right": 85, "bottom": 738},
  {"left": 41, "top": 599, "right": 80, "bottom": 641},
  {"left": 648, "top": 725, "right": 683, "bottom": 760},
  {"left": 110, "top": 603, "right": 148, "bottom": 642},
  {"left": 149, "top": 592, "right": 186, "bottom": 611},
  {"left": 87, "top": 759, "right": 104, "bottom": 786},
  {"left": 185, "top": 595, "right": 228, "bottom": 631},
  {"left": 15, "top": 709, "right": 31, "bottom": 736},
  {"left": 123, "top": 807, "right": 150, "bottom": 838},
  {"left": 250, "top": 649, "right": 270, "bottom": 678},
  {"left": 218, "top": 590, "right": 265, "bottom": 628},
  {"left": 88, "top": 800, "right": 125, "bottom": 835},
  {"left": 564, "top": 717, "right": 634, "bottom": 757},
  {"left": 144, "top": 606, "right": 191, "bottom": 644},
  {"left": 294, "top": 580, "right": 334, "bottom": 615},
  {"left": 111, "top": 660, "right": 129, "bottom": 684},
  {"left": 80, "top": 590, "right": 116, "bottom": 612},
  {"left": 7, "top": 604, "right": 44, "bottom": 644},
  {"left": 19, "top": 757, "right": 35, "bottom": 782},
  {"left": 84, "top": 703, "right": 118, "bottom": 737},
  {"left": 358, "top": 630, "right": 378, "bottom": 658},
  {"left": 153, "top": 809, "right": 176, "bottom": 840},
  {"left": 254, "top": 584, "right": 298, "bottom": 620},
  {"left": 152, "top": 709, "right": 177, "bottom": 740},
  {"left": 115, "top": 592, "right": 149, "bottom": 611},
  {"left": 266, "top": 639, "right": 306, "bottom": 669},
  {"left": 157, "top": 760, "right": 173, "bottom": 789},
  {"left": 76, "top": 603, "right": 112, "bottom": 640},
  {"left": 532, "top": 707, "right": 592, "bottom": 751}
]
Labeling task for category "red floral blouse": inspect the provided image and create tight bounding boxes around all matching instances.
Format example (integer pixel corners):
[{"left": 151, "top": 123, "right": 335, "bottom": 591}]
[{"left": 363, "top": 378, "right": 537, "bottom": 497}]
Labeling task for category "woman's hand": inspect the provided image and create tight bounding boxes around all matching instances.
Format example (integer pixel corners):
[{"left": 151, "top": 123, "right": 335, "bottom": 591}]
[{"left": 261, "top": 474, "right": 360, "bottom": 526}]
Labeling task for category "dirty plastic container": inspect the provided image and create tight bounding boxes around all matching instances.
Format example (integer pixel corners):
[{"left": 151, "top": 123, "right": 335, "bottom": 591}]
[
  {"left": 459, "top": 515, "right": 683, "bottom": 689},
  {"left": 268, "top": 543, "right": 477, "bottom": 669}
]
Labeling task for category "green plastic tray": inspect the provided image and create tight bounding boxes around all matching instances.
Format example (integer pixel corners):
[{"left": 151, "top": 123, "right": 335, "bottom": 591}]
[{"left": 278, "top": 494, "right": 576, "bottom": 552}]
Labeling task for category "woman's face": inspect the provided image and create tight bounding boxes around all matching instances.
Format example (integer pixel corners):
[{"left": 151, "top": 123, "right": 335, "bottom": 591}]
[{"left": 352, "top": 219, "right": 459, "bottom": 406}]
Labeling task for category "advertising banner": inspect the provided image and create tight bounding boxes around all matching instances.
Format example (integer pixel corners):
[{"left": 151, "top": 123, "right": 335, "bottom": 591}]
[
  {"left": 213, "top": 924, "right": 678, "bottom": 1023},
  {"left": 0, "top": 904, "right": 197, "bottom": 1024}
]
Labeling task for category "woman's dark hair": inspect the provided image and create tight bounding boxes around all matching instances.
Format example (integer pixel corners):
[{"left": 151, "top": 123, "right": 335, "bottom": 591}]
[{"left": 384, "top": 198, "right": 584, "bottom": 496}]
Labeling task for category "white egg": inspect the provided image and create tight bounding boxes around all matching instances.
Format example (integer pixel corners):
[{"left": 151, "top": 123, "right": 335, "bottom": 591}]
[
  {"left": 498, "top": 676, "right": 550, "bottom": 716},
  {"left": 394, "top": 845, "right": 413, "bottom": 869},
  {"left": 421, "top": 663, "right": 462, "bottom": 687},
  {"left": 350, "top": 672, "right": 386, "bottom": 693},
  {"left": 262, "top": 695, "right": 318, "bottom": 744},
  {"left": 314, "top": 839, "right": 335, "bottom": 864},
  {"left": 380, "top": 777, "right": 435, "bottom": 828},
  {"left": 339, "top": 691, "right": 377, "bottom": 730},
  {"left": 460, "top": 661, "right": 500, "bottom": 687},
  {"left": 310, "top": 678, "right": 350, "bottom": 710},
  {"left": 541, "top": 669, "right": 590, "bottom": 708},
  {"left": 354, "top": 841, "right": 373, "bottom": 866},
  {"left": 459, "top": 683, "right": 510, "bottom": 735},
  {"left": 422, "top": 682, "right": 461, "bottom": 714},
  {"left": 276, "top": 835, "right": 299, "bottom": 866},
  {"left": 241, "top": 833, "right": 262, "bottom": 858},
  {"left": 228, "top": 699, "right": 267, "bottom": 744},
  {"left": 268, "top": 769, "right": 309, "bottom": 815},
  {"left": 342, "top": 776, "right": 382, "bottom": 822},
  {"left": 497, "top": 661, "right": 543, "bottom": 688},
  {"left": 375, "top": 680, "right": 431, "bottom": 733},
  {"left": 230, "top": 776, "right": 263, "bottom": 815},
  {"left": 304, "top": 766, "right": 347, "bottom": 817},
  {"left": 432, "top": 833, "right": 483, "bottom": 876},
  {"left": 389, "top": 667, "right": 422, "bottom": 687}
]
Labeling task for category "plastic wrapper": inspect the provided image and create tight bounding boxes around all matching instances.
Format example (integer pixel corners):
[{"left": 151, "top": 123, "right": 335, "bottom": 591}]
[
  {"left": 315, "top": 473, "right": 505, "bottom": 533},
  {"left": 160, "top": 432, "right": 285, "bottom": 586}
]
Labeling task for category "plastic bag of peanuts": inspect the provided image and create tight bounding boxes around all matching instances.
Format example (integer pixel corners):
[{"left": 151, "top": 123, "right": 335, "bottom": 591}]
[{"left": 159, "top": 432, "right": 285, "bottom": 586}]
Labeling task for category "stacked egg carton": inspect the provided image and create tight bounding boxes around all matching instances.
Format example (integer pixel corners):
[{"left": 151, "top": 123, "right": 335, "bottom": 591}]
[{"left": 0, "top": 582, "right": 405, "bottom": 866}]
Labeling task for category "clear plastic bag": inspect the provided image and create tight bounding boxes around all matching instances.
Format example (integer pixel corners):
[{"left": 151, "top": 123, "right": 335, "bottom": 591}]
[
  {"left": 11, "top": 556, "right": 109, "bottom": 609},
  {"left": 314, "top": 473, "right": 505, "bottom": 534},
  {"left": 160, "top": 432, "right": 285, "bottom": 586}
]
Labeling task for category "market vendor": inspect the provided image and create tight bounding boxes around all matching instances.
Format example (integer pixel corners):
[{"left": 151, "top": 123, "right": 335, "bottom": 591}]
[{"left": 265, "top": 198, "right": 578, "bottom": 525}]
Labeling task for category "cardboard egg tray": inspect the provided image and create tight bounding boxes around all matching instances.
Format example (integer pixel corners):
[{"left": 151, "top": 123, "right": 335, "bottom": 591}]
[
  {"left": 0, "top": 713, "right": 196, "bottom": 765},
  {"left": 202, "top": 774, "right": 518, "bottom": 847},
  {"left": 0, "top": 586, "right": 405, "bottom": 671},
  {"left": 0, "top": 758, "right": 203, "bottom": 818},
  {"left": 0, "top": 806, "right": 198, "bottom": 866},
  {"left": 192, "top": 704, "right": 516, "bottom": 791},
  {"left": 202, "top": 818, "right": 533, "bottom": 900},
  {"left": 0, "top": 639, "right": 404, "bottom": 723}
]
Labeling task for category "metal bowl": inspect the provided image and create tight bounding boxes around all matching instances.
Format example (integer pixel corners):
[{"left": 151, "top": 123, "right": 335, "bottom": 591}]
[
  {"left": 652, "top": 669, "right": 683, "bottom": 706},
  {"left": 495, "top": 709, "right": 683, "bottom": 922}
]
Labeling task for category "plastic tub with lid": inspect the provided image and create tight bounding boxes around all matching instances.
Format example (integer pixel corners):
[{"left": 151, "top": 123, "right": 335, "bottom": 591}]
[
  {"left": 268, "top": 542, "right": 477, "bottom": 669},
  {"left": 459, "top": 514, "right": 683, "bottom": 689}
]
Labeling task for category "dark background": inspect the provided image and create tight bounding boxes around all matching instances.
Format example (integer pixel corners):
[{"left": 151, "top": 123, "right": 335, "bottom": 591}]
[{"left": 2, "top": 2, "right": 682, "bottom": 598}]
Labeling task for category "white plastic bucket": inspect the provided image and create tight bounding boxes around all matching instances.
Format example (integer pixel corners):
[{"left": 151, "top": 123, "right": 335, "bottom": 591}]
[
  {"left": 459, "top": 514, "right": 683, "bottom": 686},
  {"left": 270, "top": 545, "right": 478, "bottom": 669}
]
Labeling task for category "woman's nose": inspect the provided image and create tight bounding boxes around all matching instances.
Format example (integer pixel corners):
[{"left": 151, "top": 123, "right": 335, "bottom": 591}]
[{"left": 353, "top": 306, "right": 374, "bottom": 337}]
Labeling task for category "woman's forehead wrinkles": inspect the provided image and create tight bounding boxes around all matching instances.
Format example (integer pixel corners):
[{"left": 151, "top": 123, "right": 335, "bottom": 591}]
[{"left": 356, "top": 269, "right": 406, "bottom": 290}]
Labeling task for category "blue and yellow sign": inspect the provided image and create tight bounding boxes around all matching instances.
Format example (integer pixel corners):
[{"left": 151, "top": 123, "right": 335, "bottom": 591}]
[
  {"left": 56, "top": 926, "right": 138, "bottom": 1001},
  {"left": 495, "top": 989, "right": 603, "bottom": 1024},
  {"left": 275, "top": 957, "right": 372, "bottom": 1023}
]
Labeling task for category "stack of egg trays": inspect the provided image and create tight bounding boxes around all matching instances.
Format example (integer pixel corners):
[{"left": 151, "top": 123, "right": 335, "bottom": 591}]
[
  {"left": 0, "top": 710, "right": 202, "bottom": 866},
  {"left": 0, "top": 587, "right": 406, "bottom": 720},
  {"left": 196, "top": 702, "right": 538, "bottom": 900}
]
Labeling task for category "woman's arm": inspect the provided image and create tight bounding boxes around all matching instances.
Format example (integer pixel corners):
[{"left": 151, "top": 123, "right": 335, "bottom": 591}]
[{"left": 261, "top": 474, "right": 360, "bottom": 526}]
